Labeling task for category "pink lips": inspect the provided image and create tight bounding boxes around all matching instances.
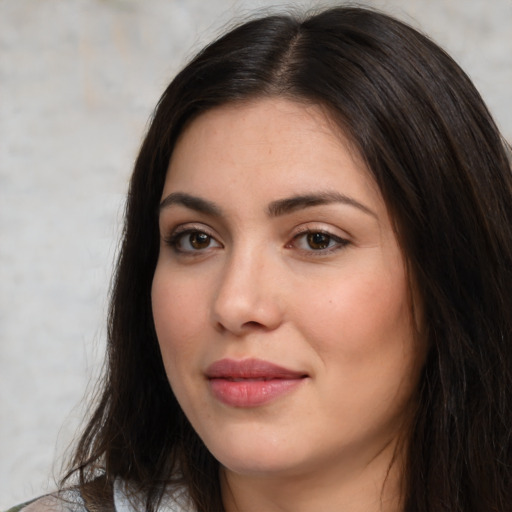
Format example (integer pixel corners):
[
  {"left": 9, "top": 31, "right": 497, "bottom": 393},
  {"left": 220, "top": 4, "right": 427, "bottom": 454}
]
[{"left": 206, "top": 358, "right": 307, "bottom": 408}]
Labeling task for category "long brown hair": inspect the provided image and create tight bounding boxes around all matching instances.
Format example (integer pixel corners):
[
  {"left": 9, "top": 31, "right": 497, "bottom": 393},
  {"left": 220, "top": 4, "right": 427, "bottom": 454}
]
[{"left": 64, "top": 6, "right": 512, "bottom": 511}]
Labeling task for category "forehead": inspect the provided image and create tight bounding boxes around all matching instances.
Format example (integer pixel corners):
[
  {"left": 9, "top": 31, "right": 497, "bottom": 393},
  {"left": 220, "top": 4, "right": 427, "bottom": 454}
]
[
  {"left": 173, "top": 98, "right": 356, "bottom": 159},
  {"left": 164, "top": 97, "right": 381, "bottom": 210}
]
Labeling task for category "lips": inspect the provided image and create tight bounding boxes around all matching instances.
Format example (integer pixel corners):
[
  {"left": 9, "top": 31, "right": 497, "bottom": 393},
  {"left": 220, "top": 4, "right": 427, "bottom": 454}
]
[{"left": 205, "top": 358, "right": 307, "bottom": 407}]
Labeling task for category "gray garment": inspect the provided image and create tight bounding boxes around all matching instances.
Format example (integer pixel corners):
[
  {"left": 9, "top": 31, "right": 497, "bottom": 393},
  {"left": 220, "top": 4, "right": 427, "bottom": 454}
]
[{"left": 5, "top": 479, "right": 193, "bottom": 512}]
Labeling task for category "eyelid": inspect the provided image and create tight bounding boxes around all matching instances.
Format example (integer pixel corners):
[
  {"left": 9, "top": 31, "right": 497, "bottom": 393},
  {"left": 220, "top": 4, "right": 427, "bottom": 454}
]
[
  {"left": 168, "top": 222, "right": 215, "bottom": 235},
  {"left": 291, "top": 222, "right": 351, "bottom": 240},
  {"left": 163, "top": 222, "right": 214, "bottom": 238}
]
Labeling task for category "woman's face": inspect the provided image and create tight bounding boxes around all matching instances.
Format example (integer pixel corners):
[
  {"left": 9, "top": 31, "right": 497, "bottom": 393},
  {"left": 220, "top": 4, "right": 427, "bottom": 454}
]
[{"left": 152, "top": 98, "right": 425, "bottom": 481}]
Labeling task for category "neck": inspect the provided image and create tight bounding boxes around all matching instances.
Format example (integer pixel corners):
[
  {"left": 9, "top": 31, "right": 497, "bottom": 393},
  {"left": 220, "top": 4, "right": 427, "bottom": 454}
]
[{"left": 221, "top": 439, "right": 405, "bottom": 512}]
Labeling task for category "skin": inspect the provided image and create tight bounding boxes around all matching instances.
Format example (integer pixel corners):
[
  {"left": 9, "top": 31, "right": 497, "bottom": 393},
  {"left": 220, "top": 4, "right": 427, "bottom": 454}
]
[{"left": 152, "top": 98, "right": 425, "bottom": 512}]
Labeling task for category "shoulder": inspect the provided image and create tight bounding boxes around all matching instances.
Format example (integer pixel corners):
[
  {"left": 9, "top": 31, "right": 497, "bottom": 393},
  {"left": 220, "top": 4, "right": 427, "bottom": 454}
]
[
  {"left": 5, "top": 479, "right": 194, "bottom": 512},
  {"left": 114, "top": 479, "right": 195, "bottom": 512},
  {"left": 5, "top": 490, "right": 86, "bottom": 512}
]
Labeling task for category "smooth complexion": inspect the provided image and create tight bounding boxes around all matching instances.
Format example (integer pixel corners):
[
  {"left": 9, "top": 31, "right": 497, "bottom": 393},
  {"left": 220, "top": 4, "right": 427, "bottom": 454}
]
[{"left": 152, "top": 98, "right": 425, "bottom": 512}]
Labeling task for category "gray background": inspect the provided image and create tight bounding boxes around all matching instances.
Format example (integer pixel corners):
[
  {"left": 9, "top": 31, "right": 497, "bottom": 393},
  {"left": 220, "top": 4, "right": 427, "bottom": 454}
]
[{"left": 1, "top": 0, "right": 511, "bottom": 507}]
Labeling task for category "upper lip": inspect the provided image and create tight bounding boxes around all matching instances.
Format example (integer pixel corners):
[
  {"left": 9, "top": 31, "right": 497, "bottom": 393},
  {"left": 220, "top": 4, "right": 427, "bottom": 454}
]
[{"left": 205, "top": 358, "right": 307, "bottom": 380}]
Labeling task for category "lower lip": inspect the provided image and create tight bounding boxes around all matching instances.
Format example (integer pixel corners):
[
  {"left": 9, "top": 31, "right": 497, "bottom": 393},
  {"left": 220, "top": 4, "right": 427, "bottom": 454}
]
[{"left": 209, "top": 378, "right": 305, "bottom": 407}]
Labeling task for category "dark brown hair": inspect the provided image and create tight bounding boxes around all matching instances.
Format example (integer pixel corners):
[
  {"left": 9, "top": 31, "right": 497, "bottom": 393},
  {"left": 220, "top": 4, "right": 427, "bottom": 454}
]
[{"left": 64, "top": 6, "right": 512, "bottom": 511}]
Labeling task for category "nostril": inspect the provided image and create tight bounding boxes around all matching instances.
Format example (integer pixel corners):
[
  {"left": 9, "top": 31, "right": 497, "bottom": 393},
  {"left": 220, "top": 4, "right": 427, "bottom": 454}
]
[
  {"left": 242, "top": 321, "right": 266, "bottom": 330},
  {"left": 215, "top": 319, "right": 268, "bottom": 335}
]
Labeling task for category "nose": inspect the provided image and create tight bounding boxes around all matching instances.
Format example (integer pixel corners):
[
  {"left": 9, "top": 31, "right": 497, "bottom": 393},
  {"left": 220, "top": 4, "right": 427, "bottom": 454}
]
[{"left": 211, "top": 247, "right": 284, "bottom": 335}]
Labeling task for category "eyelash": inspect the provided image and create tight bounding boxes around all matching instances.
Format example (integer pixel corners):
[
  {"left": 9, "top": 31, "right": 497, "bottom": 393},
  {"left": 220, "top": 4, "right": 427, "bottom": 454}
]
[{"left": 164, "top": 227, "right": 350, "bottom": 256}]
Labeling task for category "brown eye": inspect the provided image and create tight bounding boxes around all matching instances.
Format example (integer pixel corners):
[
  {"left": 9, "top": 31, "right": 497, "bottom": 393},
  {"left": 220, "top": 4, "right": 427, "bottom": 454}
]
[
  {"left": 306, "top": 232, "right": 332, "bottom": 250},
  {"left": 166, "top": 228, "right": 221, "bottom": 253},
  {"left": 289, "top": 229, "right": 349, "bottom": 254},
  {"left": 189, "top": 232, "right": 211, "bottom": 249}
]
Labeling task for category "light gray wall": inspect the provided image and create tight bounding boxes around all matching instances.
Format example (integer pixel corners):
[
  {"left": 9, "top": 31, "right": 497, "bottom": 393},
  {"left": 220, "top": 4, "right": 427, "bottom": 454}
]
[{"left": 1, "top": 0, "right": 510, "bottom": 507}]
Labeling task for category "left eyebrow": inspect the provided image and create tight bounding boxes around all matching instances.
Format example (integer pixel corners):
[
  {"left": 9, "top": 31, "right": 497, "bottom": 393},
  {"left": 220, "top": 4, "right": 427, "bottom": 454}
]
[
  {"left": 267, "top": 191, "right": 376, "bottom": 218},
  {"left": 159, "top": 192, "right": 222, "bottom": 216}
]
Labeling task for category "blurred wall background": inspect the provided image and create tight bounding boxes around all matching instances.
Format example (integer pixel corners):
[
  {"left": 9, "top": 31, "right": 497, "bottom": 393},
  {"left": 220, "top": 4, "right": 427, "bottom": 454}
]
[{"left": 1, "top": 0, "right": 510, "bottom": 507}]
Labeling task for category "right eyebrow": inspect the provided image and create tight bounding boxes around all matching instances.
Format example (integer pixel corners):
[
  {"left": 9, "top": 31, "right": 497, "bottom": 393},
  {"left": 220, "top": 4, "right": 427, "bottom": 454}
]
[
  {"left": 267, "top": 191, "right": 376, "bottom": 218},
  {"left": 159, "top": 192, "right": 222, "bottom": 216}
]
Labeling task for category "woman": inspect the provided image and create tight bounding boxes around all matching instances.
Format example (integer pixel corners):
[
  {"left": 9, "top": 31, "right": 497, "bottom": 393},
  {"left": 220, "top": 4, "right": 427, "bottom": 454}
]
[{"left": 12, "top": 5, "right": 512, "bottom": 512}]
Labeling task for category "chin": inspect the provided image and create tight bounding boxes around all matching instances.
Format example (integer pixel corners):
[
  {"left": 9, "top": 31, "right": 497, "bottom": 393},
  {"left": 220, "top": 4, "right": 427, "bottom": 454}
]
[
  {"left": 220, "top": 454, "right": 306, "bottom": 478},
  {"left": 206, "top": 433, "right": 306, "bottom": 477}
]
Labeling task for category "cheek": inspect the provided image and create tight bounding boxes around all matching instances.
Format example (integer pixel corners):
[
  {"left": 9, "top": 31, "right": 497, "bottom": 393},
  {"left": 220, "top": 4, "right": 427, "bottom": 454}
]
[
  {"left": 298, "top": 269, "right": 421, "bottom": 426},
  {"left": 294, "top": 268, "right": 411, "bottom": 352},
  {"left": 293, "top": 266, "right": 421, "bottom": 407},
  {"left": 151, "top": 269, "right": 207, "bottom": 369}
]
